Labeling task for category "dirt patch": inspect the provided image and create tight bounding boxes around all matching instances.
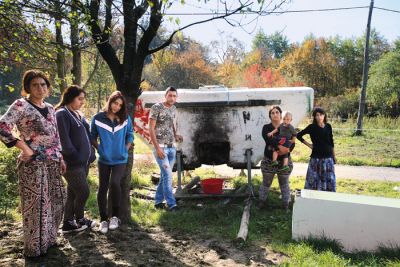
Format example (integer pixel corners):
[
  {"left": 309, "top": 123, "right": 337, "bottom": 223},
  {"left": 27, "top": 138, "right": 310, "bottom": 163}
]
[{"left": 0, "top": 221, "right": 286, "bottom": 266}]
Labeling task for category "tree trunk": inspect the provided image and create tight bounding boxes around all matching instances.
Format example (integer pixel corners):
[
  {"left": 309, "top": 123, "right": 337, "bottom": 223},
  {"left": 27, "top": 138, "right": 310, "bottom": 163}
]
[
  {"left": 97, "top": 82, "right": 101, "bottom": 112},
  {"left": 55, "top": 17, "right": 66, "bottom": 93},
  {"left": 70, "top": 1, "right": 82, "bottom": 86}
]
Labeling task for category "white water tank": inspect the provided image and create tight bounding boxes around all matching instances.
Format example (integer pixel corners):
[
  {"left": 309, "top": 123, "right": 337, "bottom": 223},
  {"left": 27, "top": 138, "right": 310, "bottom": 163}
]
[{"left": 135, "top": 87, "right": 314, "bottom": 169}]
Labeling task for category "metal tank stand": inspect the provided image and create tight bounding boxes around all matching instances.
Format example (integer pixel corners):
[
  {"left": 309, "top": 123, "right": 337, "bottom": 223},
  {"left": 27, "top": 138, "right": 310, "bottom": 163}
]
[
  {"left": 176, "top": 149, "right": 183, "bottom": 193},
  {"left": 245, "top": 149, "right": 255, "bottom": 197}
]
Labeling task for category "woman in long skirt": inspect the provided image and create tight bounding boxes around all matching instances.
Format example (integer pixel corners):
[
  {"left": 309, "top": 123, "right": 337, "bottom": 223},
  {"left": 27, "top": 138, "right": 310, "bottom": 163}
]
[
  {"left": 0, "top": 70, "right": 66, "bottom": 257},
  {"left": 297, "top": 107, "right": 337, "bottom": 192}
]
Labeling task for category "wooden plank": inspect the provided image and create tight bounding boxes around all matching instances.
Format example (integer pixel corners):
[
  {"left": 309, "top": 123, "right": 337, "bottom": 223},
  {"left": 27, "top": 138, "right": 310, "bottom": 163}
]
[{"left": 237, "top": 199, "right": 252, "bottom": 241}]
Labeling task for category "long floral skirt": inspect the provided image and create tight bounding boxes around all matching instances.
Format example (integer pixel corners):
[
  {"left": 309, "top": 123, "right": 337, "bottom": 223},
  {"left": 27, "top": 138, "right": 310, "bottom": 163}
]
[
  {"left": 17, "top": 160, "right": 65, "bottom": 257},
  {"left": 304, "top": 157, "right": 336, "bottom": 192}
]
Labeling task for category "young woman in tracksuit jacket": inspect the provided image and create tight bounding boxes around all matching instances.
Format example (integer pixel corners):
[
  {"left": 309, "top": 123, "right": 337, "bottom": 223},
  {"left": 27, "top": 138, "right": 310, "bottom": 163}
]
[
  {"left": 90, "top": 91, "right": 133, "bottom": 234},
  {"left": 55, "top": 85, "right": 97, "bottom": 233}
]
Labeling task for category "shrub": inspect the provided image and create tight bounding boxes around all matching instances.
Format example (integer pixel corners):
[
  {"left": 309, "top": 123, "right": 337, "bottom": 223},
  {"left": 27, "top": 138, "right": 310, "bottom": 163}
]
[
  {"left": 0, "top": 147, "right": 19, "bottom": 218},
  {"left": 318, "top": 89, "right": 360, "bottom": 119}
]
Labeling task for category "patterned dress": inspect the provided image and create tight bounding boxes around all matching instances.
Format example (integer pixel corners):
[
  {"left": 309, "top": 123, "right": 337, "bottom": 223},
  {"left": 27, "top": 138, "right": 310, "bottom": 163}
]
[{"left": 0, "top": 98, "right": 65, "bottom": 257}]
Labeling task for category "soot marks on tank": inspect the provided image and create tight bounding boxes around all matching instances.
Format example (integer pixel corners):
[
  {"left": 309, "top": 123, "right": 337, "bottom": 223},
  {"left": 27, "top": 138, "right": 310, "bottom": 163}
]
[
  {"left": 243, "top": 111, "right": 250, "bottom": 124},
  {"left": 190, "top": 107, "right": 231, "bottom": 166}
]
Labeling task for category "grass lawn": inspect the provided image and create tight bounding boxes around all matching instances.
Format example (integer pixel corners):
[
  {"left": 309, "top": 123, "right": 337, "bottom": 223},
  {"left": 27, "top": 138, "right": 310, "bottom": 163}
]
[
  {"left": 80, "top": 162, "right": 400, "bottom": 266},
  {"left": 292, "top": 116, "right": 400, "bottom": 168}
]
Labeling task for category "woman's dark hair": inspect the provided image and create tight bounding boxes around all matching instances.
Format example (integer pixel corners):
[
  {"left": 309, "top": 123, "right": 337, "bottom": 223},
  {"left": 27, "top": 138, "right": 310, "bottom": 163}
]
[
  {"left": 104, "top": 91, "right": 128, "bottom": 124},
  {"left": 165, "top": 86, "right": 177, "bottom": 95},
  {"left": 268, "top": 105, "right": 282, "bottom": 119},
  {"left": 312, "top": 107, "right": 328, "bottom": 124},
  {"left": 55, "top": 85, "right": 86, "bottom": 110},
  {"left": 21, "top": 69, "right": 51, "bottom": 97}
]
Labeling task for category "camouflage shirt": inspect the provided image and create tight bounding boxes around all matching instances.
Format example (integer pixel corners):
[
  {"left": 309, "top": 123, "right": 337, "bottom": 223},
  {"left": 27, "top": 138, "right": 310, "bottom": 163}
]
[{"left": 149, "top": 103, "right": 176, "bottom": 145}]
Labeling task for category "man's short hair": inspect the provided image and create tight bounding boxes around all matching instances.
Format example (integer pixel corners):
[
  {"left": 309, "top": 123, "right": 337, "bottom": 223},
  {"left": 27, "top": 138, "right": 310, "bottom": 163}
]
[{"left": 165, "top": 86, "right": 177, "bottom": 95}]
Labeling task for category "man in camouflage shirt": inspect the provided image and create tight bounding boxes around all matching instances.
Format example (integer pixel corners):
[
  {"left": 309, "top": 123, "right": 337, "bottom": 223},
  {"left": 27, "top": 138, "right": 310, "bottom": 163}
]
[{"left": 149, "top": 86, "right": 182, "bottom": 211}]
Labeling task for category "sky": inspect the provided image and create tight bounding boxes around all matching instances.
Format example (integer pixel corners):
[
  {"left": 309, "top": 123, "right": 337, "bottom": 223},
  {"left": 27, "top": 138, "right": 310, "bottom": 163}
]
[{"left": 164, "top": 0, "right": 400, "bottom": 51}]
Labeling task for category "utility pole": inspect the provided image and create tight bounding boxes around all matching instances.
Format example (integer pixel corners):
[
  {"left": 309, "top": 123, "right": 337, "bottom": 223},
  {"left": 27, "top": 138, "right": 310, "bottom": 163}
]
[{"left": 355, "top": 0, "right": 374, "bottom": 135}]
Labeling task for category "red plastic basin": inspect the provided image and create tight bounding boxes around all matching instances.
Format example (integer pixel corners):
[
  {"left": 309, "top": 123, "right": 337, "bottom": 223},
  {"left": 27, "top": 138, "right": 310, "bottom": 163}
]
[{"left": 201, "top": 178, "right": 224, "bottom": 194}]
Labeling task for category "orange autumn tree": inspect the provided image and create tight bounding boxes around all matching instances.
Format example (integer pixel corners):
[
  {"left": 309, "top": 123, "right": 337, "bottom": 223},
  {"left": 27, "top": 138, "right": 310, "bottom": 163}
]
[
  {"left": 279, "top": 37, "right": 337, "bottom": 96},
  {"left": 242, "top": 64, "right": 300, "bottom": 88},
  {"left": 144, "top": 40, "right": 217, "bottom": 90},
  {"left": 216, "top": 60, "right": 240, "bottom": 87}
]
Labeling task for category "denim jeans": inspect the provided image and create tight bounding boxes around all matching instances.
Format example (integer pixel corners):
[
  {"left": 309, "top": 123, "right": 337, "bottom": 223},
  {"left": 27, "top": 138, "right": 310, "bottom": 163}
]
[{"left": 153, "top": 147, "right": 177, "bottom": 208}]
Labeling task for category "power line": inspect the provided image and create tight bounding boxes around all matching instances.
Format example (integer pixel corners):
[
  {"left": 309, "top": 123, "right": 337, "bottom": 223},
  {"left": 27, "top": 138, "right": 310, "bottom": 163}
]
[
  {"left": 161, "top": 6, "right": 371, "bottom": 16},
  {"left": 375, "top": 6, "right": 400, "bottom": 14},
  {"left": 102, "top": 5, "right": 400, "bottom": 17}
]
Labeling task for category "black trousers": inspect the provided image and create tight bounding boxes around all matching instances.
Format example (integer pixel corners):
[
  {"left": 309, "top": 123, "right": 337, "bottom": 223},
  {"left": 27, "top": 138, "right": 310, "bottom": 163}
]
[{"left": 97, "top": 162, "right": 126, "bottom": 221}]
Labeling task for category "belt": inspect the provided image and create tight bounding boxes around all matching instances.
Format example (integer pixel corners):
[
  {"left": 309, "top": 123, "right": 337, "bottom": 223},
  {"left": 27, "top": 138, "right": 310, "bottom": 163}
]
[{"left": 159, "top": 143, "right": 174, "bottom": 148}]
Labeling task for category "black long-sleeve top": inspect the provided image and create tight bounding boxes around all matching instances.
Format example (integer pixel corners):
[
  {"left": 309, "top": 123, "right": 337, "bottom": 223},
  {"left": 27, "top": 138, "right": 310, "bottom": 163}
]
[
  {"left": 262, "top": 123, "right": 294, "bottom": 160},
  {"left": 297, "top": 123, "right": 334, "bottom": 158}
]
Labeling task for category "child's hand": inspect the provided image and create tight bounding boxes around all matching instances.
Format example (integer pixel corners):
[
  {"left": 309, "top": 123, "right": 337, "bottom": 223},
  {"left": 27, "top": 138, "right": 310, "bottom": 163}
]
[{"left": 267, "top": 132, "right": 273, "bottom": 137}]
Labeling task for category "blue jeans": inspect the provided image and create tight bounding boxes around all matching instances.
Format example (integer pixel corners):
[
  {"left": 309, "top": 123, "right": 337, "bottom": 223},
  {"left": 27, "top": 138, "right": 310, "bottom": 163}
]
[{"left": 153, "top": 147, "right": 176, "bottom": 208}]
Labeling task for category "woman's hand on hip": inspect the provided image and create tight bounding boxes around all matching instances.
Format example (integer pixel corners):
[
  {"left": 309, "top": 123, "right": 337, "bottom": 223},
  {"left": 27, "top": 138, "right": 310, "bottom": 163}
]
[
  {"left": 19, "top": 148, "right": 34, "bottom": 162},
  {"left": 60, "top": 160, "right": 67, "bottom": 174},
  {"left": 125, "top": 143, "right": 131, "bottom": 151}
]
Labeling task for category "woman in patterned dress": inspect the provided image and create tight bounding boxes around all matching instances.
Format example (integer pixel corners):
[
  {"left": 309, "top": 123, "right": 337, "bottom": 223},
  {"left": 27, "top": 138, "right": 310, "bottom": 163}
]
[
  {"left": 0, "top": 70, "right": 66, "bottom": 257},
  {"left": 297, "top": 107, "right": 337, "bottom": 192}
]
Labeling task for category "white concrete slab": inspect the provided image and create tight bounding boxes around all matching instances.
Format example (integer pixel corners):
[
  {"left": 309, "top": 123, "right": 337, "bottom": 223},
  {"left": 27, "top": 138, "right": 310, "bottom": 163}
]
[{"left": 292, "top": 189, "right": 400, "bottom": 252}]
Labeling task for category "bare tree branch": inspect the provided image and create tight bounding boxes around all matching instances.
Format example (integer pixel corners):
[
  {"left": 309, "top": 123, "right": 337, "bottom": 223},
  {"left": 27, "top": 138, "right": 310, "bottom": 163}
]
[
  {"left": 83, "top": 51, "right": 101, "bottom": 89},
  {"left": 148, "top": 2, "right": 251, "bottom": 55}
]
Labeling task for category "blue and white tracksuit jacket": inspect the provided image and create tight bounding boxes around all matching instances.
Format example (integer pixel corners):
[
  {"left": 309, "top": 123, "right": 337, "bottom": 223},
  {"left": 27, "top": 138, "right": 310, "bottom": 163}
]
[{"left": 90, "top": 112, "right": 134, "bottom": 165}]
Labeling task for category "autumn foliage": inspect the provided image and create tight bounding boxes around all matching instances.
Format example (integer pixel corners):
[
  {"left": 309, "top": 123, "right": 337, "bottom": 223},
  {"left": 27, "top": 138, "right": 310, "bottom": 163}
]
[{"left": 242, "top": 64, "right": 302, "bottom": 88}]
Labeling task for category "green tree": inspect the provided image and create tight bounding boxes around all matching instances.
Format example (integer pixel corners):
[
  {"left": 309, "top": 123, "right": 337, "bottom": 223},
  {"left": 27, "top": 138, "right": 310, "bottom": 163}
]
[
  {"left": 327, "top": 36, "right": 363, "bottom": 92},
  {"left": 252, "top": 30, "right": 289, "bottom": 59},
  {"left": 356, "top": 29, "right": 390, "bottom": 64},
  {"left": 367, "top": 49, "right": 400, "bottom": 116}
]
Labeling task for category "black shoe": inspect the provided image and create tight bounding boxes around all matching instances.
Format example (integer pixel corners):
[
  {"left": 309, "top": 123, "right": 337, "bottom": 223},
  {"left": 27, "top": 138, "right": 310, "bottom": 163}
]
[
  {"left": 257, "top": 201, "right": 266, "bottom": 210},
  {"left": 77, "top": 217, "right": 97, "bottom": 229},
  {"left": 154, "top": 203, "right": 166, "bottom": 210},
  {"left": 62, "top": 220, "right": 87, "bottom": 234},
  {"left": 169, "top": 206, "right": 179, "bottom": 212}
]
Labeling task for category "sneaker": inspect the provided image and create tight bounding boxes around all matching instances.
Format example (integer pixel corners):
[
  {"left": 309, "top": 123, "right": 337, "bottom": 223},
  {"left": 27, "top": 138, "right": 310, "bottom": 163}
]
[
  {"left": 99, "top": 221, "right": 108, "bottom": 234},
  {"left": 77, "top": 217, "right": 97, "bottom": 229},
  {"left": 154, "top": 203, "right": 166, "bottom": 210},
  {"left": 109, "top": 216, "right": 120, "bottom": 230},
  {"left": 270, "top": 161, "right": 279, "bottom": 167},
  {"left": 62, "top": 220, "right": 87, "bottom": 234}
]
